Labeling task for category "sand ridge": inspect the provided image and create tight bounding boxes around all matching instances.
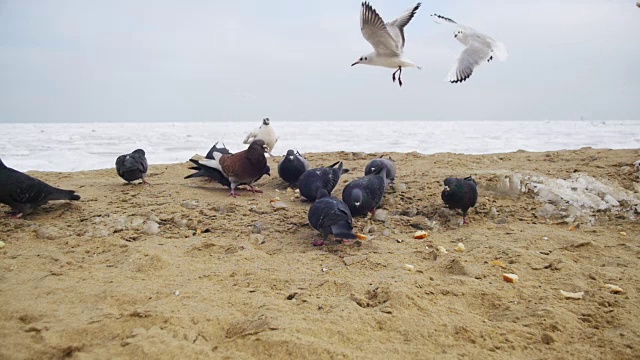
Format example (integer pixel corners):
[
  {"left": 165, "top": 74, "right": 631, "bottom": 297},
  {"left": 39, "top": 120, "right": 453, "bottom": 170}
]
[{"left": 1, "top": 147, "right": 639, "bottom": 359}]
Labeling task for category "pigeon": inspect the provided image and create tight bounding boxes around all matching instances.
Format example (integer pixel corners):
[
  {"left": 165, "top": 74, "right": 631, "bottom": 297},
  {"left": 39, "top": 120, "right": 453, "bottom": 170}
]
[
  {"left": 364, "top": 157, "right": 396, "bottom": 185},
  {"left": 342, "top": 166, "right": 387, "bottom": 217},
  {"left": 243, "top": 118, "right": 279, "bottom": 156},
  {"left": 205, "top": 142, "right": 231, "bottom": 159},
  {"left": 186, "top": 159, "right": 270, "bottom": 189},
  {"left": 298, "top": 161, "right": 347, "bottom": 202},
  {"left": 352, "top": 1, "right": 422, "bottom": 87},
  {"left": 0, "top": 158, "right": 81, "bottom": 218},
  {"left": 278, "top": 149, "right": 310, "bottom": 186},
  {"left": 195, "top": 139, "right": 269, "bottom": 197},
  {"left": 431, "top": 14, "right": 508, "bottom": 83},
  {"left": 115, "top": 149, "right": 149, "bottom": 185},
  {"left": 307, "top": 189, "right": 357, "bottom": 246},
  {"left": 441, "top": 176, "right": 478, "bottom": 224}
]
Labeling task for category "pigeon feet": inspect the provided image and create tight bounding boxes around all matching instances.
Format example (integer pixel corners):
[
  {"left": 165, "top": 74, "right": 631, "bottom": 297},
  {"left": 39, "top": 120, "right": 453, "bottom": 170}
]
[
  {"left": 142, "top": 179, "right": 151, "bottom": 186},
  {"left": 9, "top": 213, "right": 24, "bottom": 219},
  {"left": 228, "top": 189, "right": 240, "bottom": 197},
  {"left": 312, "top": 239, "right": 325, "bottom": 246}
]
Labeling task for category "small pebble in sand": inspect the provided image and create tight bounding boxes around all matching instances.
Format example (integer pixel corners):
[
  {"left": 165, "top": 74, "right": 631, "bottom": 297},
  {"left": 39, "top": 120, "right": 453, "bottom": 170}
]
[
  {"left": 404, "top": 264, "right": 416, "bottom": 272},
  {"left": 174, "top": 290, "right": 180, "bottom": 296},
  {"left": 396, "top": 239, "right": 403, "bottom": 243},
  {"left": 437, "top": 246, "right": 448, "bottom": 254},
  {"left": 372, "top": 210, "right": 388, "bottom": 222},
  {"left": 604, "top": 284, "right": 624, "bottom": 294},
  {"left": 559, "top": 290, "right": 584, "bottom": 299},
  {"left": 181, "top": 200, "right": 199, "bottom": 209},
  {"left": 142, "top": 221, "right": 160, "bottom": 235},
  {"left": 270, "top": 200, "right": 288, "bottom": 210},
  {"left": 619, "top": 232, "right": 627, "bottom": 236},
  {"left": 502, "top": 273, "right": 519, "bottom": 283},
  {"left": 543, "top": 236, "right": 549, "bottom": 241},
  {"left": 0, "top": 241, "right": 5, "bottom": 249},
  {"left": 455, "top": 243, "right": 465, "bottom": 252}
]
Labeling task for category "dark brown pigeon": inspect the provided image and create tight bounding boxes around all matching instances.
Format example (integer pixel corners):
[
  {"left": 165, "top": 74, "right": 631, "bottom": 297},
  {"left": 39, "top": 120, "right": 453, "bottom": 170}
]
[
  {"left": 116, "top": 149, "right": 149, "bottom": 185},
  {"left": 0, "top": 158, "right": 81, "bottom": 218},
  {"left": 441, "top": 176, "right": 478, "bottom": 224},
  {"left": 307, "top": 189, "right": 357, "bottom": 246},
  {"left": 195, "top": 140, "right": 269, "bottom": 197}
]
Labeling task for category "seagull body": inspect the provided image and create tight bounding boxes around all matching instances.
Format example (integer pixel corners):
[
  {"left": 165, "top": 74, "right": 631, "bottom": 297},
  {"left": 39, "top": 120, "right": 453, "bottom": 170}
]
[
  {"left": 243, "top": 118, "right": 278, "bottom": 156},
  {"left": 431, "top": 14, "right": 508, "bottom": 83},
  {"left": 352, "top": 2, "right": 422, "bottom": 87}
]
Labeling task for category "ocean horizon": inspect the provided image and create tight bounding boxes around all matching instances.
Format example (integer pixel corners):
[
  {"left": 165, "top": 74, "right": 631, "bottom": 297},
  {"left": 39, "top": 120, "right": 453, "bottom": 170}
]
[{"left": 1, "top": 120, "right": 638, "bottom": 172}]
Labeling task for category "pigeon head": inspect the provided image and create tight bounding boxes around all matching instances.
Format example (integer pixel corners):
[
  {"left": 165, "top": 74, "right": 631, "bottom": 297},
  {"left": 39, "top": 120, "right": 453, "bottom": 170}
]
[
  {"left": 249, "top": 139, "right": 269, "bottom": 154},
  {"left": 262, "top": 118, "right": 270, "bottom": 126},
  {"left": 316, "top": 189, "right": 330, "bottom": 200},
  {"left": 443, "top": 177, "right": 456, "bottom": 192},
  {"left": 285, "top": 149, "right": 296, "bottom": 160},
  {"left": 132, "top": 149, "right": 146, "bottom": 156}
]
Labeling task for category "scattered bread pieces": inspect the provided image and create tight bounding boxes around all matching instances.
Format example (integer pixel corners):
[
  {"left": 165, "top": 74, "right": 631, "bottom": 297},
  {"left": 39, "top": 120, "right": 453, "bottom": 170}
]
[
  {"left": 502, "top": 273, "right": 519, "bottom": 283},
  {"left": 404, "top": 264, "right": 416, "bottom": 272},
  {"left": 437, "top": 246, "right": 448, "bottom": 254},
  {"left": 455, "top": 243, "right": 465, "bottom": 252},
  {"left": 414, "top": 230, "right": 428, "bottom": 239},
  {"left": 619, "top": 232, "right": 627, "bottom": 236},
  {"left": 560, "top": 290, "right": 584, "bottom": 299},
  {"left": 270, "top": 197, "right": 281, "bottom": 203},
  {"left": 490, "top": 260, "right": 507, "bottom": 268},
  {"left": 356, "top": 233, "right": 367, "bottom": 241},
  {"left": 604, "top": 284, "right": 624, "bottom": 294}
]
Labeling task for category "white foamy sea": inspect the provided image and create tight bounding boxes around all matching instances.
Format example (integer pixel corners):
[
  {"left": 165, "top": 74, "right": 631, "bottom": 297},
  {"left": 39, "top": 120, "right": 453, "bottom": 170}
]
[{"left": 1, "top": 121, "right": 638, "bottom": 172}]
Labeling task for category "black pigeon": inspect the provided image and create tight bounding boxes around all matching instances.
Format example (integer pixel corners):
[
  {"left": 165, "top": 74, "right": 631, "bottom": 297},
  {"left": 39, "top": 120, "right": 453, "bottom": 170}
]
[
  {"left": 116, "top": 149, "right": 149, "bottom": 185},
  {"left": 298, "top": 161, "right": 347, "bottom": 201},
  {"left": 0, "top": 158, "right": 81, "bottom": 218},
  {"left": 307, "top": 189, "right": 357, "bottom": 246},
  {"left": 342, "top": 166, "right": 387, "bottom": 217},
  {"left": 441, "top": 176, "right": 478, "bottom": 224},
  {"left": 278, "top": 149, "right": 310, "bottom": 186},
  {"left": 191, "top": 140, "right": 269, "bottom": 197},
  {"left": 364, "top": 157, "right": 396, "bottom": 185}
]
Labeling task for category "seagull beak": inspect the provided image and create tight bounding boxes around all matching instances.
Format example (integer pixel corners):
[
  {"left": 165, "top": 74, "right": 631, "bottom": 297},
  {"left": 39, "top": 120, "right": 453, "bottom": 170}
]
[{"left": 351, "top": 61, "right": 359, "bottom": 66}]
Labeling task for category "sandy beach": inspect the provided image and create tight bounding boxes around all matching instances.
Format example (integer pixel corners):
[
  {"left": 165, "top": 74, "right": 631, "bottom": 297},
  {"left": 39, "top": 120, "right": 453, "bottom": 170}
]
[{"left": 1, "top": 147, "right": 639, "bottom": 359}]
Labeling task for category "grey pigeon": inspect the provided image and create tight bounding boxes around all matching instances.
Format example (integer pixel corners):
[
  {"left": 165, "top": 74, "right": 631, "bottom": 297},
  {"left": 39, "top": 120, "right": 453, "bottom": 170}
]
[
  {"left": 307, "top": 189, "right": 357, "bottom": 246},
  {"left": 441, "top": 176, "right": 478, "bottom": 224},
  {"left": 364, "top": 157, "right": 396, "bottom": 185},
  {"left": 342, "top": 166, "right": 387, "bottom": 217},
  {"left": 195, "top": 140, "right": 269, "bottom": 197},
  {"left": 0, "top": 158, "right": 80, "bottom": 218},
  {"left": 116, "top": 149, "right": 149, "bottom": 185},
  {"left": 278, "top": 149, "right": 310, "bottom": 186},
  {"left": 298, "top": 161, "right": 347, "bottom": 201}
]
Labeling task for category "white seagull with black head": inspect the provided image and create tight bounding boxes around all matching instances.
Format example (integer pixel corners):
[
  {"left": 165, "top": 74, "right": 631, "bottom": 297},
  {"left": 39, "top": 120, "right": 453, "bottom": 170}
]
[
  {"left": 352, "top": 2, "right": 422, "bottom": 87},
  {"left": 431, "top": 14, "right": 508, "bottom": 83}
]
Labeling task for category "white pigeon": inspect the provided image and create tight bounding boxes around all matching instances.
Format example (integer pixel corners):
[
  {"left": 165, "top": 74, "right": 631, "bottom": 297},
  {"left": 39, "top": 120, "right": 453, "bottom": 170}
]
[
  {"left": 352, "top": 1, "right": 422, "bottom": 87},
  {"left": 431, "top": 14, "right": 508, "bottom": 83},
  {"left": 243, "top": 117, "right": 279, "bottom": 156}
]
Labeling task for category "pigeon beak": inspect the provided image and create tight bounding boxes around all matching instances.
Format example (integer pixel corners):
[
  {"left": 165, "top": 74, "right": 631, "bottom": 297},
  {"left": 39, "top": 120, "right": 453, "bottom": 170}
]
[
  {"left": 443, "top": 185, "right": 450, "bottom": 192},
  {"left": 288, "top": 156, "right": 294, "bottom": 160},
  {"left": 351, "top": 61, "right": 359, "bottom": 66},
  {"left": 262, "top": 145, "right": 269, "bottom": 152}
]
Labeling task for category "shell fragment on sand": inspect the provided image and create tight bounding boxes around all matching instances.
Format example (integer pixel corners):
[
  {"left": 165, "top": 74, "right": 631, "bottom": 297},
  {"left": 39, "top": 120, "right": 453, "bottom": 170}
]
[
  {"left": 604, "top": 284, "right": 624, "bottom": 294},
  {"left": 559, "top": 290, "right": 584, "bottom": 299}
]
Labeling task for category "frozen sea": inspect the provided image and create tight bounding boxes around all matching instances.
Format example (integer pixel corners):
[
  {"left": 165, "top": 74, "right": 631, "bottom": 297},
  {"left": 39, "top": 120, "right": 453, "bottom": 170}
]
[{"left": 1, "top": 121, "right": 639, "bottom": 172}]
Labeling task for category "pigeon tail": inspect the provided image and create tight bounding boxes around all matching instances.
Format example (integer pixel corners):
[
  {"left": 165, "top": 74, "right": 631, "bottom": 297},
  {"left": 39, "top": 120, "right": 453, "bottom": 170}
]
[
  {"left": 330, "top": 223, "right": 357, "bottom": 240},
  {"left": 49, "top": 188, "right": 81, "bottom": 201}
]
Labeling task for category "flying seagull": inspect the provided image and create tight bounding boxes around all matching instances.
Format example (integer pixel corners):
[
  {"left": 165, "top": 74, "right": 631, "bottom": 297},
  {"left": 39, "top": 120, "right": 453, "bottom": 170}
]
[
  {"left": 431, "top": 14, "right": 508, "bottom": 83},
  {"left": 352, "top": 2, "right": 422, "bottom": 87}
]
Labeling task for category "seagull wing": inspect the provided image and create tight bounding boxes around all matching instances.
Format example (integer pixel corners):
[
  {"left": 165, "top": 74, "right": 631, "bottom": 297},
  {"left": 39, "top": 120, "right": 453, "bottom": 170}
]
[
  {"left": 386, "top": 2, "right": 421, "bottom": 49},
  {"left": 360, "top": 2, "right": 400, "bottom": 56},
  {"left": 446, "top": 39, "right": 493, "bottom": 83}
]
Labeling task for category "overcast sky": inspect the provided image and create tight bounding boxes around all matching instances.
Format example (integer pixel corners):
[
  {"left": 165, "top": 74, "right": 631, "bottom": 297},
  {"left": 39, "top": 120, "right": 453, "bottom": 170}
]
[{"left": 1, "top": 0, "right": 639, "bottom": 122}]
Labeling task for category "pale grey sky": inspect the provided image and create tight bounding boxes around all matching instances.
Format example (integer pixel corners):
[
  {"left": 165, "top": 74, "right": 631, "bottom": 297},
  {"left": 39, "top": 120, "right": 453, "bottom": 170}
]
[{"left": 1, "top": 0, "right": 639, "bottom": 122}]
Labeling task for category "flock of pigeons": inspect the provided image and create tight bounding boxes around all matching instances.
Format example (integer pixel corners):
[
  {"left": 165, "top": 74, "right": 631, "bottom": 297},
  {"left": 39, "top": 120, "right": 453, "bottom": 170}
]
[
  {"left": 0, "top": 117, "right": 479, "bottom": 247},
  {"left": 352, "top": 2, "right": 508, "bottom": 86}
]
